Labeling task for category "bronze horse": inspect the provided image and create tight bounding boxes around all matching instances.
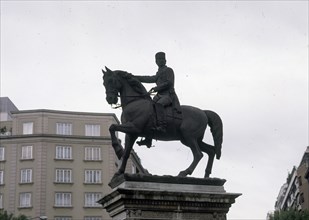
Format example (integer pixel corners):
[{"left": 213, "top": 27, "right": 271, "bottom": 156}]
[{"left": 102, "top": 67, "right": 223, "bottom": 178}]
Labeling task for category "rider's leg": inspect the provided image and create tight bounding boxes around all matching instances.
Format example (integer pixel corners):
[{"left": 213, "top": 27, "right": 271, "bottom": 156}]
[
  {"left": 154, "top": 102, "right": 166, "bottom": 132},
  {"left": 154, "top": 96, "right": 172, "bottom": 132},
  {"left": 136, "top": 96, "right": 171, "bottom": 147},
  {"left": 136, "top": 104, "right": 166, "bottom": 146}
]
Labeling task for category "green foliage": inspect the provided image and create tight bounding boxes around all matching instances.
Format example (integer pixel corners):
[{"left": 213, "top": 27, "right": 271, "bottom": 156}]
[
  {"left": 0, "top": 126, "right": 7, "bottom": 134},
  {"left": 269, "top": 209, "right": 309, "bottom": 220},
  {"left": 0, "top": 210, "right": 28, "bottom": 220}
]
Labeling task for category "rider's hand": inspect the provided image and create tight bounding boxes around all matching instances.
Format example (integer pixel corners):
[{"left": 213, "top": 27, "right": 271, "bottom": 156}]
[{"left": 148, "top": 88, "right": 155, "bottom": 94}]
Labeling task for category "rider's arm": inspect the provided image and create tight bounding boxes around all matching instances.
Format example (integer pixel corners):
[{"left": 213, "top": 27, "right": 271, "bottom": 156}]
[
  {"left": 152, "top": 68, "right": 174, "bottom": 92},
  {"left": 134, "top": 75, "right": 157, "bottom": 83}
]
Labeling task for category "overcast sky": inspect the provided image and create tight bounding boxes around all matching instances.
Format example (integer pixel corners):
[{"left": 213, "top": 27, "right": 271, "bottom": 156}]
[{"left": 1, "top": 1, "right": 308, "bottom": 219}]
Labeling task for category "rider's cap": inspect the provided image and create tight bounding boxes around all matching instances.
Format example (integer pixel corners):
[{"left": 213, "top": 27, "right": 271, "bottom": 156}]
[{"left": 155, "top": 52, "right": 166, "bottom": 59}]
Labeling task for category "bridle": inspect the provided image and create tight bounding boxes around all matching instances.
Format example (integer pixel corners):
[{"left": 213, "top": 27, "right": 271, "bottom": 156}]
[
  {"left": 107, "top": 90, "right": 155, "bottom": 109},
  {"left": 105, "top": 73, "right": 154, "bottom": 109}
]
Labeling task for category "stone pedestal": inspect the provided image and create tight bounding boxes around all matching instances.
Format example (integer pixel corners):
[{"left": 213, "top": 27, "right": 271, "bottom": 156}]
[{"left": 98, "top": 174, "right": 241, "bottom": 220}]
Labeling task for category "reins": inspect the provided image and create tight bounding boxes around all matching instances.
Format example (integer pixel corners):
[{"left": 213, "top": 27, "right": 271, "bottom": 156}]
[
  {"left": 111, "top": 92, "right": 154, "bottom": 109},
  {"left": 116, "top": 93, "right": 151, "bottom": 98},
  {"left": 111, "top": 92, "right": 155, "bottom": 109}
]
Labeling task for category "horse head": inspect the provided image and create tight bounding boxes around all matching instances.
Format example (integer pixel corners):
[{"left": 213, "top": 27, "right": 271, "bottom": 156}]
[
  {"left": 102, "top": 67, "right": 121, "bottom": 105},
  {"left": 102, "top": 67, "right": 150, "bottom": 107}
]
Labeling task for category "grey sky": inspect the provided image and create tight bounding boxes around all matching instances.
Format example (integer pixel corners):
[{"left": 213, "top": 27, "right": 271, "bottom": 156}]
[{"left": 1, "top": 1, "right": 308, "bottom": 219}]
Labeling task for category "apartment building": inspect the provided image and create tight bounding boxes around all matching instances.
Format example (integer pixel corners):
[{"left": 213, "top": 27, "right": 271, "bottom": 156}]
[
  {"left": 297, "top": 147, "right": 309, "bottom": 210},
  {"left": 0, "top": 97, "right": 145, "bottom": 219},
  {"left": 275, "top": 167, "right": 300, "bottom": 211},
  {"left": 274, "top": 147, "right": 309, "bottom": 212}
]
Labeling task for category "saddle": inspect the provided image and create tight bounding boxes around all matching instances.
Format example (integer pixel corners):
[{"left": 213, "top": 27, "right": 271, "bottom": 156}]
[
  {"left": 151, "top": 102, "right": 182, "bottom": 134},
  {"left": 136, "top": 104, "right": 182, "bottom": 148}
]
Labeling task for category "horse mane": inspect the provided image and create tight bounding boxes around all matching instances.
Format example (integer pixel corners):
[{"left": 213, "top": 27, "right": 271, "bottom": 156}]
[{"left": 115, "top": 70, "right": 147, "bottom": 95}]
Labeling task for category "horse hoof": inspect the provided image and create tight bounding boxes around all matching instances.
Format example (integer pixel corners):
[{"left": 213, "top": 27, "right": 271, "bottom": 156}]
[
  {"left": 216, "top": 151, "right": 221, "bottom": 159},
  {"left": 178, "top": 171, "right": 187, "bottom": 177},
  {"left": 112, "top": 171, "right": 122, "bottom": 180},
  {"left": 109, "top": 172, "right": 124, "bottom": 186},
  {"left": 204, "top": 173, "right": 210, "bottom": 178},
  {"left": 216, "top": 148, "right": 221, "bottom": 160}
]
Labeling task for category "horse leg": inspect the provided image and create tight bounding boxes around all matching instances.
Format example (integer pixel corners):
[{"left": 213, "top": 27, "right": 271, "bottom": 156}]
[
  {"left": 109, "top": 124, "right": 124, "bottom": 160},
  {"left": 178, "top": 138, "right": 203, "bottom": 177},
  {"left": 109, "top": 122, "right": 141, "bottom": 159},
  {"left": 115, "top": 134, "right": 138, "bottom": 177},
  {"left": 109, "top": 124, "right": 124, "bottom": 159},
  {"left": 199, "top": 141, "right": 216, "bottom": 178}
]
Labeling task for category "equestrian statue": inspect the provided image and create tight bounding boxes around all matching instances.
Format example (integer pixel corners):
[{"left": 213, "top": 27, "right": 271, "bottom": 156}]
[{"left": 102, "top": 52, "right": 223, "bottom": 179}]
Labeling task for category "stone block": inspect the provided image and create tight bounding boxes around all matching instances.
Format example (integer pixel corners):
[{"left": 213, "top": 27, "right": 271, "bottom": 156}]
[{"left": 98, "top": 174, "right": 241, "bottom": 220}]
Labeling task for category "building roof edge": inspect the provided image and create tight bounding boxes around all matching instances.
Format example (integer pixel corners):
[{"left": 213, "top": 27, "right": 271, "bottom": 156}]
[{"left": 10, "top": 109, "right": 120, "bottom": 124}]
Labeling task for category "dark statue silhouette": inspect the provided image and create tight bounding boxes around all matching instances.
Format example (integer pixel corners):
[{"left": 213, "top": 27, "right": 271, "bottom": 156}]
[
  {"left": 102, "top": 54, "right": 223, "bottom": 179},
  {"left": 134, "top": 52, "right": 182, "bottom": 148}
]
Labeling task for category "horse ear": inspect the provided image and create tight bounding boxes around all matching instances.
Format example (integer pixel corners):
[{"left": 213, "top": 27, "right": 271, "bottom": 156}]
[
  {"left": 105, "top": 66, "right": 112, "bottom": 72},
  {"left": 102, "top": 69, "right": 106, "bottom": 75}
]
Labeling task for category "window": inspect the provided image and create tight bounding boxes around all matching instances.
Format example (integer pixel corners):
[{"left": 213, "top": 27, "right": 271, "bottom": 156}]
[
  {"left": 85, "top": 170, "right": 101, "bottom": 184},
  {"left": 84, "top": 193, "right": 102, "bottom": 207},
  {"left": 0, "top": 171, "right": 3, "bottom": 185},
  {"left": 84, "top": 217, "right": 102, "bottom": 220},
  {"left": 85, "top": 147, "right": 101, "bottom": 161},
  {"left": 300, "top": 193, "right": 305, "bottom": 203},
  {"left": 56, "top": 123, "right": 72, "bottom": 135},
  {"left": 19, "top": 193, "right": 31, "bottom": 208},
  {"left": 56, "top": 146, "right": 72, "bottom": 160},
  {"left": 55, "top": 192, "right": 72, "bottom": 207},
  {"left": 0, "top": 194, "right": 3, "bottom": 209},
  {"left": 55, "top": 169, "right": 72, "bottom": 183},
  {"left": 55, "top": 217, "right": 72, "bottom": 220},
  {"left": 0, "top": 147, "right": 4, "bottom": 161},
  {"left": 85, "top": 124, "right": 100, "bottom": 136},
  {"left": 23, "top": 122, "right": 33, "bottom": 134},
  {"left": 20, "top": 169, "right": 32, "bottom": 183},
  {"left": 21, "top": 146, "right": 33, "bottom": 160}
]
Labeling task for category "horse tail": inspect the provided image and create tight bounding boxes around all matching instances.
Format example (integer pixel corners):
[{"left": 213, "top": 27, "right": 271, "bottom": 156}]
[{"left": 204, "top": 110, "right": 223, "bottom": 160}]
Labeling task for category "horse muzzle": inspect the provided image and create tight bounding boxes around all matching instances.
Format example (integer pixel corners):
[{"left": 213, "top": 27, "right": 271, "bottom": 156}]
[{"left": 106, "top": 96, "right": 118, "bottom": 105}]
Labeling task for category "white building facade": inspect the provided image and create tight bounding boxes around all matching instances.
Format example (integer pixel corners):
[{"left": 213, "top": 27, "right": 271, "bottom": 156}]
[{"left": 0, "top": 97, "right": 145, "bottom": 219}]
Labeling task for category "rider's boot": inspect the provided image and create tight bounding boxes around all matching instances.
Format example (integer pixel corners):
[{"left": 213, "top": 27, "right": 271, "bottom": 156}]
[
  {"left": 136, "top": 137, "right": 153, "bottom": 148},
  {"left": 155, "top": 103, "right": 167, "bottom": 132}
]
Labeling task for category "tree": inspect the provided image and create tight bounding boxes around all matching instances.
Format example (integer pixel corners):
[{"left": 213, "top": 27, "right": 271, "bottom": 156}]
[
  {"left": 0, "top": 210, "right": 28, "bottom": 220},
  {"left": 269, "top": 209, "right": 309, "bottom": 220}
]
